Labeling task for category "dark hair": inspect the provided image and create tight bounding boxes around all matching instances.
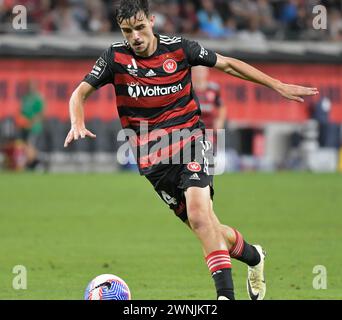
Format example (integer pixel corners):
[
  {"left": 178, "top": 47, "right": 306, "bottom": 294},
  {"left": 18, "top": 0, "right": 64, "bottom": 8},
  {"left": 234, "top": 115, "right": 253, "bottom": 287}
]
[{"left": 115, "top": 0, "right": 150, "bottom": 25}]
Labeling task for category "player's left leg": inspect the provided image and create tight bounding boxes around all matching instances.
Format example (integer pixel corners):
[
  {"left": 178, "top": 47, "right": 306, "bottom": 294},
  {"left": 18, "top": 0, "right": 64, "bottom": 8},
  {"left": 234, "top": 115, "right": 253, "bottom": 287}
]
[
  {"left": 185, "top": 202, "right": 262, "bottom": 266},
  {"left": 209, "top": 207, "right": 267, "bottom": 300},
  {"left": 208, "top": 203, "right": 260, "bottom": 265},
  {"left": 184, "top": 203, "right": 266, "bottom": 300}
]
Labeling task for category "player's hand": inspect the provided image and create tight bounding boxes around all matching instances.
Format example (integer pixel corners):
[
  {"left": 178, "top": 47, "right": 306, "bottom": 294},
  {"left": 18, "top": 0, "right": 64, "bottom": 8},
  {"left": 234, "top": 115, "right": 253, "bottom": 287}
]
[
  {"left": 64, "top": 124, "right": 96, "bottom": 148},
  {"left": 276, "top": 83, "right": 319, "bottom": 103}
]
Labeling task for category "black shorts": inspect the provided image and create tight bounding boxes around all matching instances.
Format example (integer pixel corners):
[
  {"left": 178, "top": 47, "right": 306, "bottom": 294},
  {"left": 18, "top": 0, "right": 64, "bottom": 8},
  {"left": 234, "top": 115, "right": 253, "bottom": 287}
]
[{"left": 145, "top": 139, "right": 214, "bottom": 222}]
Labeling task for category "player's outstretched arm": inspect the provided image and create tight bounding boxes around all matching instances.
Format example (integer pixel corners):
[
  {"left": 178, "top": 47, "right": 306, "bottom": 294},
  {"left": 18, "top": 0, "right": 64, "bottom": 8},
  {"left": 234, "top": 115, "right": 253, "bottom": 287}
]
[
  {"left": 64, "top": 81, "right": 97, "bottom": 148},
  {"left": 214, "top": 53, "right": 319, "bottom": 103}
]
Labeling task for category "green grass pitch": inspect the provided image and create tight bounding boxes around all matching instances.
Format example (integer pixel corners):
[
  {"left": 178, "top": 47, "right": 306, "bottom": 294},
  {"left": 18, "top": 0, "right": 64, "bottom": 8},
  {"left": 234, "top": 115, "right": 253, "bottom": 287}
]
[{"left": 0, "top": 172, "right": 341, "bottom": 300}]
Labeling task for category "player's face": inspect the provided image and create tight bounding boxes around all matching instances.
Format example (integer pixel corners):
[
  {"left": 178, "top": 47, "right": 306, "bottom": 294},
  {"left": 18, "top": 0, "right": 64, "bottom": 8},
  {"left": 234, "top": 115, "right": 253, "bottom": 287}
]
[{"left": 119, "top": 12, "right": 156, "bottom": 57}]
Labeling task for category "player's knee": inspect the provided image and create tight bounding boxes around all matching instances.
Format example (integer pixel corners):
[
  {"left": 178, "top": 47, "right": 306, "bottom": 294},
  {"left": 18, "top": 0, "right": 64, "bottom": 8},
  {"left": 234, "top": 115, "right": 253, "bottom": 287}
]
[
  {"left": 187, "top": 204, "right": 212, "bottom": 232},
  {"left": 188, "top": 216, "right": 210, "bottom": 233}
]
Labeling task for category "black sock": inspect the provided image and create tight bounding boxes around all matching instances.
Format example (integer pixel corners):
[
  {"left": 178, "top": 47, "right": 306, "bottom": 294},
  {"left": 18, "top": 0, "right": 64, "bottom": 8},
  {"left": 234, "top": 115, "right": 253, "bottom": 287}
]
[
  {"left": 236, "top": 241, "right": 260, "bottom": 267},
  {"left": 212, "top": 268, "right": 235, "bottom": 300}
]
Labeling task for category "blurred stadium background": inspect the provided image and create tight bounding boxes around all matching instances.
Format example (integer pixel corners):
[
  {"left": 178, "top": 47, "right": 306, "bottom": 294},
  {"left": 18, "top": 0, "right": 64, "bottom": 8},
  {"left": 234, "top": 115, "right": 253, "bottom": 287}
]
[
  {"left": 0, "top": 0, "right": 341, "bottom": 173},
  {"left": 0, "top": 0, "right": 342, "bottom": 300}
]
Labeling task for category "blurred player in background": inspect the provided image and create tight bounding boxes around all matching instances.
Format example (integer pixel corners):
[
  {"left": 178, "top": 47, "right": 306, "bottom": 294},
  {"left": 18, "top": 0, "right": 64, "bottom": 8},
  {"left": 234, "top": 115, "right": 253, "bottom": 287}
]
[
  {"left": 64, "top": 0, "right": 319, "bottom": 300},
  {"left": 192, "top": 65, "right": 226, "bottom": 170},
  {"left": 191, "top": 66, "right": 226, "bottom": 155},
  {"left": 17, "top": 80, "right": 45, "bottom": 170},
  {"left": 192, "top": 66, "right": 226, "bottom": 133}
]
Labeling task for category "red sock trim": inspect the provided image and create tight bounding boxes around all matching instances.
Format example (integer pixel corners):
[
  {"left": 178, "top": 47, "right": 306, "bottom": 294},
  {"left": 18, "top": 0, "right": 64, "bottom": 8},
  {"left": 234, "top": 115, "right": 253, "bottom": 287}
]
[
  {"left": 229, "top": 229, "right": 245, "bottom": 258},
  {"left": 205, "top": 250, "right": 231, "bottom": 273}
]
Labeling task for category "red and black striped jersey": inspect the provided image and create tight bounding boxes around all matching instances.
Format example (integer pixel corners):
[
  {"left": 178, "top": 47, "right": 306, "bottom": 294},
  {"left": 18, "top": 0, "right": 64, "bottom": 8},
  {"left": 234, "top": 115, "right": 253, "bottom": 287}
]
[
  {"left": 83, "top": 34, "right": 217, "bottom": 175},
  {"left": 195, "top": 82, "right": 222, "bottom": 129}
]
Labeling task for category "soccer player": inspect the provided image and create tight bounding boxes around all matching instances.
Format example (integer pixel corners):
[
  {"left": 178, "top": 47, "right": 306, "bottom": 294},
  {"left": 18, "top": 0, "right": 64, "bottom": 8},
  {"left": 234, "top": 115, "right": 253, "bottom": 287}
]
[
  {"left": 18, "top": 80, "right": 45, "bottom": 170},
  {"left": 64, "top": 0, "right": 318, "bottom": 300},
  {"left": 192, "top": 65, "right": 226, "bottom": 133},
  {"left": 192, "top": 65, "right": 225, "bottom": 160}
]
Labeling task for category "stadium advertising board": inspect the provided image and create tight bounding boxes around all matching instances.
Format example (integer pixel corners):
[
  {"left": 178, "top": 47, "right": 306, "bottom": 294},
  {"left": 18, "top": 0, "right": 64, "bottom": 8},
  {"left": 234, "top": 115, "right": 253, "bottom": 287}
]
[{"left": 0, "top": 60, "right": 341, "bottom": 123}]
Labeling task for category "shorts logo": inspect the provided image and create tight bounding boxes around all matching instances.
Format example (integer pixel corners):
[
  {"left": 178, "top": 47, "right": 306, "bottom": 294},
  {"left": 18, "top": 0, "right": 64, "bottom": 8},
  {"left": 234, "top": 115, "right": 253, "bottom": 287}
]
[
  {"left": 187, "top": 162, "right": 201, "bottom": 172},
  {"left": 190, "top": 173, "right": 201, "bottom": 181},
  {"left": 163, "top": 59, "right": 177, "bottom": 74}
]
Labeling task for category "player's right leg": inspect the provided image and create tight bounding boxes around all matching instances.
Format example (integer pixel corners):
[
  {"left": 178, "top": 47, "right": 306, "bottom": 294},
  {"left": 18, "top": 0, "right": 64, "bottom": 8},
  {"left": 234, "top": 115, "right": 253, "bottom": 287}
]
[
  {"left": 184, "top": 186, "right": 235, "bottom": 300},
  {"left": 185, "top": 187, "right": 225, "bottom": 256}
]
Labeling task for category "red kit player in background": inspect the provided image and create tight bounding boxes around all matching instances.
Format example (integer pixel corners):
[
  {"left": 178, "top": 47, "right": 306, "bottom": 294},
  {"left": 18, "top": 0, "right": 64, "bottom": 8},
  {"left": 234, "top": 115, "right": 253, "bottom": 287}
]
[
  {"left": 192, "top": 66, "right": 226, "bottom": 161},
  {"left": 192, "top": 65, "right": 226, "bottom": 134}
]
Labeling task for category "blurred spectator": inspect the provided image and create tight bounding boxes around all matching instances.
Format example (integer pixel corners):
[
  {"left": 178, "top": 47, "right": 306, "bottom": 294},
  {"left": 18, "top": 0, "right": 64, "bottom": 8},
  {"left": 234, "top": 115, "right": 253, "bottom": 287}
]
[
  {"left": 164, "top": 1, "right": 182, "bottom": 34},
  {"left": 282, "top": 0, "right": 306, "bottom": 40},
  {"left": 197, "top": 0, "right": 226, "bottom": 38},
  {"left": 86, "top": 0, "right": 111, "bottom": 33},
  {"left": 321, "top": 0, "right": 342, "bottom": 11},
  {"left": 329, "top": 8, "right": 342, "bottom": 41},
  {"left": 180, "top": 1, "right": 199, "bottom": 34},
  {"left": 256, "top": 0, "right": 278, "bottom": 37},
  {"left": 213, "top": 0, "right": 231, "bottom": 22},
  {"left": 150, "top": 1, "right": 167, "bottom": 33},
  {"left": 0, "top": 0, "right": 14, "bottom": 33},
  {"left": 42, "top": 0, "right": 87, "bottom": 35},
  {"left": 280, "top": 0, "right": 299, "bottom": 25},
  {"left": 237, "top": 16, "right": 267, "bottom": 44},
  {"left": 0, "top": 0, "right": 341, "bottom": 41},
  {"left": 222, "top": 17, "right": 237, "bottom": 39},
  {"left": 229, "top": 0, "right": 258, "bottom": 29},
  {"left": 299, "top": 2, "right": 329, "bottom": 40},
  {"left": 24, "top": 0, "right": 49, "bottom": 21}
]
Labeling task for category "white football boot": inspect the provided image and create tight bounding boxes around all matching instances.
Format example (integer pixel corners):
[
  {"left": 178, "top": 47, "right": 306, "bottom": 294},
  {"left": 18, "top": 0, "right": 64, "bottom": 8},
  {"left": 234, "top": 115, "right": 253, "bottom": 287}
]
[{"left": 246, "top": 245, "right": 266, "bottom": 300}]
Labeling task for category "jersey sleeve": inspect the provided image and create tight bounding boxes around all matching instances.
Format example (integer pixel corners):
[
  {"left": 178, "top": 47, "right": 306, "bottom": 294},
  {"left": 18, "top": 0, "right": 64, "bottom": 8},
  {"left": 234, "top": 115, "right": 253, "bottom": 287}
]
[
  {"left": 83, "top": 47, "right": 115, "bottom": 89},
  {"left": 182, "top": 38, "right": 217, "bottom": 67}
]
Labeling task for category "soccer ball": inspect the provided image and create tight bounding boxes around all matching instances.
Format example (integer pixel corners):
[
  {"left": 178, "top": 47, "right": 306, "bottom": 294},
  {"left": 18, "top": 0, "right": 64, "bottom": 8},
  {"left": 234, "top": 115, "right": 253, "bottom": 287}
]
[{"left": 84, "top": 274, "right": 131, "bottom": 300}]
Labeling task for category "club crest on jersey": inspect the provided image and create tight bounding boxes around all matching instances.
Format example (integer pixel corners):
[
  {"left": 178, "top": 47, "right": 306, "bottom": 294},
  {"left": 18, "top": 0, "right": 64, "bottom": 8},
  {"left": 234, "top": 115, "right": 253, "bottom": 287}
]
[
  {"left": 163, "top": 59, "right": 177, "bottom": 74},
  {"left": 187, "top": 162, "right": 202, "bottom": 173}
]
